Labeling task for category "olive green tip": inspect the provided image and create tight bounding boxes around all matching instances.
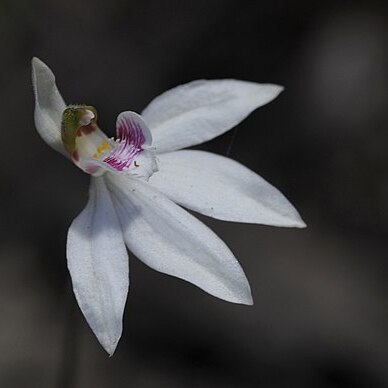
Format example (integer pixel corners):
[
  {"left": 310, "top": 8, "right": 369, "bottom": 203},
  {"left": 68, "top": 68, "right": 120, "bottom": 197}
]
[{"left": 61, "top": 105, "right": 98, "bottom": 155}]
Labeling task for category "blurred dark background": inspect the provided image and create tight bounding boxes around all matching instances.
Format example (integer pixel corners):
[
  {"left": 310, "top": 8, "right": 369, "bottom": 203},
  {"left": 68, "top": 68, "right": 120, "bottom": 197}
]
[{"left": 1, "top": 0, "right": 388, "bottom": 387}]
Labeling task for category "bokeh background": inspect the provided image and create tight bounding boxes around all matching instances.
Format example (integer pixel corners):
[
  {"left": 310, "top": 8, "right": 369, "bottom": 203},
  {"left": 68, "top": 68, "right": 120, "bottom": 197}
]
[{"left": 1, "top": 0, "right": 388, "bottom": 387}]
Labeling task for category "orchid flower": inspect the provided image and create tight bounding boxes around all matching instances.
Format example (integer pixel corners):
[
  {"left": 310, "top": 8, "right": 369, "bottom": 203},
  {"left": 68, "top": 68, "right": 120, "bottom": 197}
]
[{"left": 32, "top": 57, "right": 305, "bottom": 355}]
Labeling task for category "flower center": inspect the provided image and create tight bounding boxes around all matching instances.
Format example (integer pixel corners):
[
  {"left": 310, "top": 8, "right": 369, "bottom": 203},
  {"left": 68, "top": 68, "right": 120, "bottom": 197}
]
[{"left": 61, "top": 106, "right": 157, "bottom": 179}]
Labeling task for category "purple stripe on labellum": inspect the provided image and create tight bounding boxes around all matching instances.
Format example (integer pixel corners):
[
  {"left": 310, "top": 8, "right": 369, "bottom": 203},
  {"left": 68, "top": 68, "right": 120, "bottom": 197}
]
[{"left": 103, "top": 114, "right": 146, "bottom": 171}]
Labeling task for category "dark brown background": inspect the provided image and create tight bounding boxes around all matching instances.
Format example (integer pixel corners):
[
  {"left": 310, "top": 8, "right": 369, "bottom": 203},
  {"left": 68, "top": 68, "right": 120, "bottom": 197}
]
[{"left": 1, "top": 0, "right": 388, "bottom": 387}]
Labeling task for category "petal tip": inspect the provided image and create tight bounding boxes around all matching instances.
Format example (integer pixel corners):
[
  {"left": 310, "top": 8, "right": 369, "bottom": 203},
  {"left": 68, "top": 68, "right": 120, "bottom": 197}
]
[
  {"left": 266, "top": 83, "right": 284, "bottom": 98},
  {"left": 31, "top": 57, "right": 56, "bottom": 97},
  {"left": 276, "top": 85, "right": 285, "bottom": 94},
  {"left": 275, "top": 208, "right": 307, "bottom": 229},
  {"left": 31, "top": 56, "right": 39, "bottom": 67},
  {"left": 289, "top": 213, "right": 307, "bottom": 228},
  {"left": 232, "top": 294, "right": 254, "bottom": 306},
  {"left": 31, "top": 57, "right": 57, "bottom": 86},
  {"left": 296, "top": 219, "right": 307, "bottom": 228},
  {"left": 31, "top": 56, "right": 40, "bottom": 65},
  {"left": 226, "top": 286, "right": 253, "bottom": 306},
  {"left": 31, "top": 57, "right": 48, "bottom": 74},
  {"left": 101, "top": 338, "right": 119, "bottom": 357},
  {"left": 243, "top": 294, "right": 254, "bottom": 306}
]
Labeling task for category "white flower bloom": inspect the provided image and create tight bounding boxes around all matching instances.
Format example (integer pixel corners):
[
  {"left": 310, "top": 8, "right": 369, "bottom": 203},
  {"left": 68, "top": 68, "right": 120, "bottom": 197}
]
[{"left": 32, "top": 57, "right": 305, "bottom": 355}]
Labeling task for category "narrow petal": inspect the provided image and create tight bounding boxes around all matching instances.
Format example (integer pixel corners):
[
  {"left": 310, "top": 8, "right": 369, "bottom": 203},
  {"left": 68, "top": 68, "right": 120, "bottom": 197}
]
[
  {"left": 31, "top": 57, "right": 67, "bottom": 155},
  {"left": 105, "top": 174, "right": 252, "bottom": 305},
  {"left": 141, "top": 79, "right": 283, "bottom": 153},
  {"left": 149, "top": 150, "right": 306, "bottom": 227},
  {"left": 67, "top": 177, "right": 129, "bottom": 355}
]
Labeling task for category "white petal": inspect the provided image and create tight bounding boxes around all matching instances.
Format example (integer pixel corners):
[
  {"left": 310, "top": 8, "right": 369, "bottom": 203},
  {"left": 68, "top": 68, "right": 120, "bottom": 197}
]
[
  {"left": 141, "top": 79, "right": 283, "bottom": 153},
  {"left": 31, "top": 57, "right": 67, "bottom": 155},
  {"left": 67, "top": 177, "right": 129, "bottom": 355},
  {"left": 149, "top": 150, "right": 306, "bottom": 227},
  {"left": 105, "top": 174, "right": 252, "bottom": 305}
]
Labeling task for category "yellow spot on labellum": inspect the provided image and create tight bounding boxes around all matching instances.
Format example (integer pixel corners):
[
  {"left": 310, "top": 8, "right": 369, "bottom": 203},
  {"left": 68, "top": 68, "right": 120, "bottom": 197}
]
[{"left": 93, "top": 140, "right": 109, "bottom": 158}]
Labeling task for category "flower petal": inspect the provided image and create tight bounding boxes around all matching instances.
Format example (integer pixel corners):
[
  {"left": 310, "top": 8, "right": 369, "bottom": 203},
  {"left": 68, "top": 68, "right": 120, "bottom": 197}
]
[
  {"left": 141, "top": 79, "right": 283, "bottom": 153},
  {"left": 76, "top": 149, "right": 158, "bottom": 180},
  {"left": 105, "top": 174, "right": 252, "bottom": 305},
  {"left": 117, "top": 111, "right": 153, "bottom": 147},
  {"left": 103, "top": 111, "right": 153, "bottom": 172},
  {"left": 31, "top": 57, "right": 67, "bottom": 155},
  {"left": 67, "top": 177, "right": 129, "bottom": 355},
  {"left": 149, "top": 150, "right": 306, "bottom": 227}
]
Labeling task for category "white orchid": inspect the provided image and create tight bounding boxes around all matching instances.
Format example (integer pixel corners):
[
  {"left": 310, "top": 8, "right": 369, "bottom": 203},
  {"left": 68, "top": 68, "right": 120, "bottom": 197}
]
[{"left": 32, "top": 57, "right": 305, "bottom": 355}]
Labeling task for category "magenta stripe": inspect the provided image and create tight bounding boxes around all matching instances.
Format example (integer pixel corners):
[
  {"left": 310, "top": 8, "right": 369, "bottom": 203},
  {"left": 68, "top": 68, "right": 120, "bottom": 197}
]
[{"left": 103, "top": 115, "right": 146, "bottom": 171}]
